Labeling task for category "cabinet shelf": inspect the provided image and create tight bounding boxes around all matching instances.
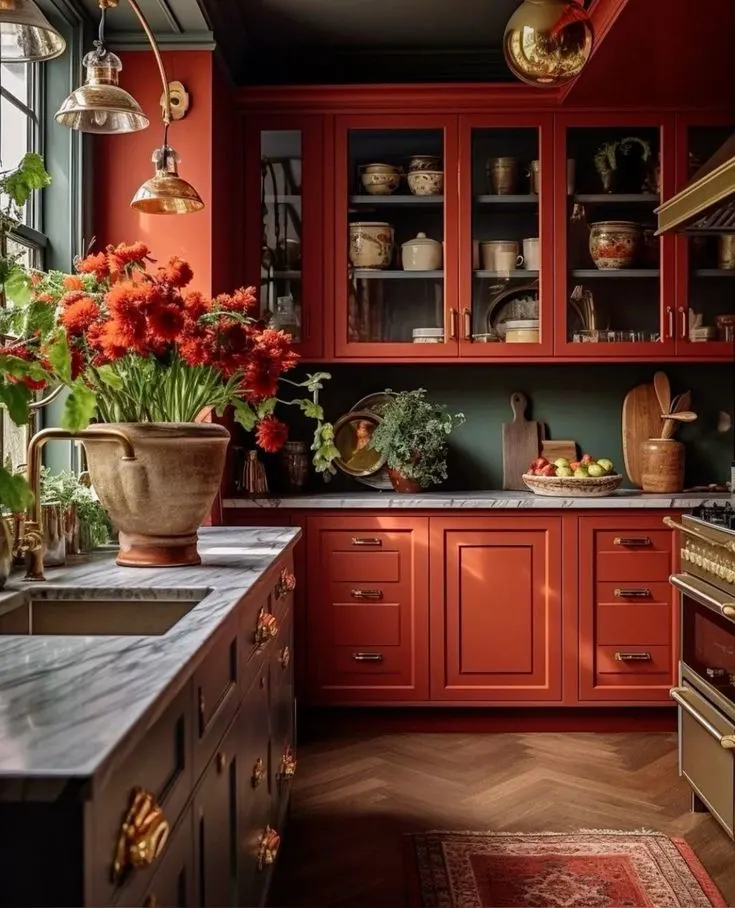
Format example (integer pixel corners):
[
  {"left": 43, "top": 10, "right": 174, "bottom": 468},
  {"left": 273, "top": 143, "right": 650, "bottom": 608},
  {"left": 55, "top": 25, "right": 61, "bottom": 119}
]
[
  {"left": 475, "top": 194, "right": 538, "bottom": 206},
  {"left": 692, "top": 268, "right": 735, "bottom": 277},
  {"left": 574, "top": 193, "right": 660, "bottom": 204},
  {"left": 262, "top": 270, "right": 301, "bottom": 281},
  {"left": 352, "top": 269, "right": 443, "bottom": 279},
  {"left": 349, "top": 194, "right": 443, "bottom": 206},
  {"left": 571, "top": 269, "right": 660, "bottom": 278},
  {"left": 264, "top": 195, "right": 301, "bottom": 206},
  {"left": 475, "top": 270, "right": 539, "bottom": 279}
]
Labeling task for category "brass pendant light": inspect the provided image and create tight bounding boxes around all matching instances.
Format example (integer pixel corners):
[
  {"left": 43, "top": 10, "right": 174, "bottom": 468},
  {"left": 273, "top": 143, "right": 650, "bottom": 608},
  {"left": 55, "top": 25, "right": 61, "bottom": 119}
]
[
  {"left": 131, "top": 144, "right": 204, "bottom": 215},
  {"left": 0, "top": 0, "right": 65, "bottom": 63},
  {"left": 503, "top": 0, "right": 593, "bottom": 87}
]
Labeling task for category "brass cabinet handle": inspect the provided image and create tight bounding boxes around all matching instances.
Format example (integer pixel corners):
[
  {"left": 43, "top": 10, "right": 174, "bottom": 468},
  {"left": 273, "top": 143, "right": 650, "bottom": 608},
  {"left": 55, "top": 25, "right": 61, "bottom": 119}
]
[
  {"left": 254, "top": 608, "right": 278, "bottom": 647},
  {"left": 449, "top": 307, "right": 458, "bottom": 340},
  {"left": 279, "top": 645, "right": 291, "bottom": 669},
  {"left": 666, "top": 305, "right": 673, "bottom": 339},
  {"left": 613, "top": 536, "right": 651, "bottom": 547},
  {"left": 462, "top": 307, "right": 472, "bottom": 341},
  {"left": 216, "top": 752, "right": 227, "bottom": 775},
  {"left": 614, "top": 588, "right": 651, "bottom": 598},
  {"left": 350, "top": 589, "right": 383, "bottom": 600},
  {"left": 351, "top": 537, "right": 381, "bottom": 546},
  {"left": 278, "top": 746, "right": 297, "bottom": 781},
  {"left": 614, "top": 652, "right": 652, "bottom": 662},
  {"left": 251, "top": 757, "right": 265, "bottom": 788},
  {"left": 353, "top": 652, "right": 383, "bottom": 662},
  {"left": 112, "top": 788, "right": 170, "bottom": 885},
  {"left": 257, "top": 826, "right": 281, "bottom": 870},
  {"left": 671, "top": 688, "right": 735, "bottom": 749},
  {"left": 198, "top": 689, "right": 205, "bottom": 726},
  {"left": 679, "top": 306, "right": 687, "bottom": 338},
  {"left": 275, "top": 567, "right": 296, "bottom": 600}
]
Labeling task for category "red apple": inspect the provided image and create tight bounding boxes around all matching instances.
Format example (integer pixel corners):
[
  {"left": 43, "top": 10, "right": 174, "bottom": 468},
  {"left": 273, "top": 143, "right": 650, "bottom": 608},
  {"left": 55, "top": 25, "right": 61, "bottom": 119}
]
[
  {"left": 581, "top": 454, "right": 594, "bottom": 465},
  {"left": 570, "top": 460, "right": 581, "bottom": 471},
  {"left": 530, "top": 457, "right": 549, "bottom": 472},
  {"left": 540, "top": 463, "right": 557, "bottom": 477}
]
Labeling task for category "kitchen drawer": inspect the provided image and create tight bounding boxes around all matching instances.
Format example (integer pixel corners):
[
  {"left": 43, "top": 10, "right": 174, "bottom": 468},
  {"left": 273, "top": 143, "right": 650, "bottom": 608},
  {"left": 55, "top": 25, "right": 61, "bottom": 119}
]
[
  {"left": 596, "top": 644, "right": 672, "bottom": 678},
  {"left": 92, "top": 683, "right": 193, "bottom": 908},
  {"left": 595, "top": 581, "right": 672, "bottom": 604},
  {"left": 192, "top": 615, "right": 239, "bottom": 777},
  {"left": 595, "top": 529, "right": 672, "bottom": 582},
  {"left": 332, "top": 602, "right": 402, "bottom": 646},
  {"left": 241, "top": 591, "right": 276, "bottom": 691},
  {"left": 321, "top": 645, "right": 410, "bottom": 686},
  {"left": 596, "top": 604, "right": 672, "bottom": 645}
]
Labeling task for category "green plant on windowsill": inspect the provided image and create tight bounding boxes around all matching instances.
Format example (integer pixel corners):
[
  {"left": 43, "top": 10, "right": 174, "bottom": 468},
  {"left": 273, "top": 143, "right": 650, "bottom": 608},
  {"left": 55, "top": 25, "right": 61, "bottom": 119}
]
[
  {"left": 368, "top": 388, "right": 465, "bottom": 492},
  {"left": 40, "top": 467, "right": 111, "bottom": 551}
]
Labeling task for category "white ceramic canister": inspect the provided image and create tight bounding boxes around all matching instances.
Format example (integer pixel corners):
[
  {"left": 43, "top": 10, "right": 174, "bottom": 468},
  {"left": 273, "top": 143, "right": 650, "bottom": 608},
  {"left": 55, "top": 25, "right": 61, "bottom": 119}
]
[
  {"left": 505, "top": 319, "right": 540, "bottom": 344},
  {"left": 412, "top": 327, "right": 444, "bottom": 344},
  {"left": 349, "top": 222, "right": 395, "bottom": 269},
  {"left": 401, "top": 232, "right": 443, "bottom": 271}
]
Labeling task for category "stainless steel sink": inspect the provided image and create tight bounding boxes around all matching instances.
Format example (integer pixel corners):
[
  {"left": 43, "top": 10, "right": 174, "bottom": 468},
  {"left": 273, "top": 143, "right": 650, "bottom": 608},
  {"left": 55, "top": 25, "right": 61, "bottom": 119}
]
[{"left": 0, "top": 588, "right": 208, "bottom": 636}]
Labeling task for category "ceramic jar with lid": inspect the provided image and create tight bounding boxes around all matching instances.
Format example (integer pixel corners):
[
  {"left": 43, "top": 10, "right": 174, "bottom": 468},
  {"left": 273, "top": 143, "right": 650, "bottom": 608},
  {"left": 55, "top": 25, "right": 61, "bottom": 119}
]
[
  {"left": 401, "top": 232, "right": 442, "bottom": 271},
  {"left": 349, "top": 222, "right": 394, "bottom": 269}
]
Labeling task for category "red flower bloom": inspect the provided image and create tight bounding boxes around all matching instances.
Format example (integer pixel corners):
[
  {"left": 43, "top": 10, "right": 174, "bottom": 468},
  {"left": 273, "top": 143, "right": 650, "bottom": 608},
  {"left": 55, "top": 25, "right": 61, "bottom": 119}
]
[
  {"left": 77, "top": 252, "right": 109, "bottom": 281},
  {"left": 61, "top": 298, "right": 100, "bottom": 335},
  {"left": 107, "top": 241, "right": 151, "bottom": 276},
  {"left": 148, "top": 302, "right": 185, "bottom": 342},
  {"left": 158, "top": 257, "right": 194, "bottom": 289},
  {"left": 255, "top": 415, "right": 289, "bottom": 453},
  {"left": 62, "top": 275, "right": 85, "bottom": 292},
  {"left": 219, "top": 287, "right": 257, "bottom": 314},
  {"left": 2, "top": 342, "right": 48, "bottom": 391},
  {"left": 183, "top": 290, "right": 211, "bottom": 321}
]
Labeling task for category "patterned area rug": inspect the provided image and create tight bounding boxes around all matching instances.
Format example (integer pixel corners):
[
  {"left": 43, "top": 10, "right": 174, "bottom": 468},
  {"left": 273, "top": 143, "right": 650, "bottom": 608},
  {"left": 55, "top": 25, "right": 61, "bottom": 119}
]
[{"left": 404, "top": 831, "right": 726, "bottom": 907}]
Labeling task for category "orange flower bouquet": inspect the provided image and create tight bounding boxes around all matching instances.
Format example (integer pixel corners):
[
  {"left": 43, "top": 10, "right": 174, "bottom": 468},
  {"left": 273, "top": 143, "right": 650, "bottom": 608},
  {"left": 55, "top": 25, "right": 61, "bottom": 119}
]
[{"left": 0, "top": 241, "right": 337, "bottom": 470}]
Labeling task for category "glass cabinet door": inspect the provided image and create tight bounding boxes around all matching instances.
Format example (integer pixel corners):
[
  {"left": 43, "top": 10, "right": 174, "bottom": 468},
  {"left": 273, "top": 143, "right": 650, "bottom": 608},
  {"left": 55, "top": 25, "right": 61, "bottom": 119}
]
[
  {"left": 243, "top": 118, "right": 324, "bottom": 359},
  {"left": 334, "top": 115, "right": 457, "bottom": 357},
  {"left": 458, "top": 116, "right": 554, "bottom": 357},
  {"left": 556, "top": 116, "right": 675, "bottom": 357},
  {"left": 676, "top": 120, "right": 735, "bottom": 357}
]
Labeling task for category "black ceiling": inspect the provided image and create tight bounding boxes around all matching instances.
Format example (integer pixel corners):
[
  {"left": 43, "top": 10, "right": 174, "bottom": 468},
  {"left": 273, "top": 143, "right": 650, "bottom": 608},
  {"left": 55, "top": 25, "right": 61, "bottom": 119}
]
[{"left": 197, "top": 0, "right": 527, "bottom": 84}]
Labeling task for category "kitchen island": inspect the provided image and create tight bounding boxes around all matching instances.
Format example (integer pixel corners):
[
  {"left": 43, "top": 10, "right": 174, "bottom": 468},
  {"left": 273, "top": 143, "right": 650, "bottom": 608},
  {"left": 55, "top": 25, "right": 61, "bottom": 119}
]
[{"left": 0, "top": 526, "right": 299, "bottom": 908}]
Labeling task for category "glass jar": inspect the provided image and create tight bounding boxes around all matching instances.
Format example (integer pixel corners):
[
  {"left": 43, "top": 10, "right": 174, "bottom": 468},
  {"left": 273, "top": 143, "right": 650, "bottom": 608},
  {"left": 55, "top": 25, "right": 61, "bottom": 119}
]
[{"left": 280, "top": 440, "right": 309, "bottom": 493}]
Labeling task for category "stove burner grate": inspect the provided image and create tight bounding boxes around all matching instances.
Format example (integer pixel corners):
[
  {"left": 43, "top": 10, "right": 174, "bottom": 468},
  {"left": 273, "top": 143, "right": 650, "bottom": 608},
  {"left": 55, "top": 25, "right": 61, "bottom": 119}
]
[{"left": 691, "top": 502, "right": 735, "bottom": 530}]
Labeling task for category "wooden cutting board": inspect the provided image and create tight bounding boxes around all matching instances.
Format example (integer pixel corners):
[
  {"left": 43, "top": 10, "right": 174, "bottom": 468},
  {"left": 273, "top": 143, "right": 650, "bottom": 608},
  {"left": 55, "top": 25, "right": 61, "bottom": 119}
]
[
  {"left": 502, "top": 391, "right": 542, "bottom": 490},
  {"left": 622, "top": 381, "right": 662, "bottom": 487},
  {"left": 541, "top": 439, "right": 578, "bottom": 463}
]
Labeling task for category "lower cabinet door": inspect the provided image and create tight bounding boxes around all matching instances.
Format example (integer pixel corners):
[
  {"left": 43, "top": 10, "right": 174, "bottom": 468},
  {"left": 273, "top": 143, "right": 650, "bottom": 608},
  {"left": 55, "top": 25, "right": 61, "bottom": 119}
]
[
  {"left": 132, "top": 809, "right": 195, "bottom": 908},
  {"left": 193, "top": 713, "right": 241, "bottom": 907},
  {"left": 430, "top": 517, "right": 563, "bottom": 702}
]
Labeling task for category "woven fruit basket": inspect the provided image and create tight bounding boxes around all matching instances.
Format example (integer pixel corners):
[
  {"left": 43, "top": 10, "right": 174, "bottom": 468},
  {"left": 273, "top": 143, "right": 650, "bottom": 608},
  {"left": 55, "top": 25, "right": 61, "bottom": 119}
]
[{"left": 522, "top": 473, "right": 623, "bottom": 498}]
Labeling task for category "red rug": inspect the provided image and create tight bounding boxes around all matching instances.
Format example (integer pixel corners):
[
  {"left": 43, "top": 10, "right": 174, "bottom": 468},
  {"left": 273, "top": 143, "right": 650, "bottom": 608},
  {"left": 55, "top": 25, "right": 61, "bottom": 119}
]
[{"left": 404, "top": 831, "right": 727, "bottom": 907}]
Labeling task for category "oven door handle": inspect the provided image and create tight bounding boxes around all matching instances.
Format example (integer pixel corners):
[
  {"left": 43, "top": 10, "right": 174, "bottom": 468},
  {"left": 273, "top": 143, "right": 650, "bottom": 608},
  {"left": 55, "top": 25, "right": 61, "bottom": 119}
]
[
  {"left": 663, "top": 517, "right": 735, "bottom": 554},
  {"left": 670, "top": 574, "right": 735, "bottom": 623},
  {"left": 670, "top": 688, "right": 735, "bottom": 749}
]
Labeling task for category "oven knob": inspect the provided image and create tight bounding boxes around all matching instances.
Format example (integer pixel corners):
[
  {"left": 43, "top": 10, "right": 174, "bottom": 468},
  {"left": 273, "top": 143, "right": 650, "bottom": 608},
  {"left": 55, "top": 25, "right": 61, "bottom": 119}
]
[
  {"left": 727, "top": 569, "right": 735, "bottom": 584},
  {"left": 682, "top": 548, "right": 691, "bottom": 562}
]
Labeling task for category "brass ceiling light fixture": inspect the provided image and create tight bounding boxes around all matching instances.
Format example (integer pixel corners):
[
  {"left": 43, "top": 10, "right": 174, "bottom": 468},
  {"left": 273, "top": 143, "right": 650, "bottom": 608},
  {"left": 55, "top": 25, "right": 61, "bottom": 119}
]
[
  {"left": 0, "top": 0, "right": 66, "bottom": 63},
  {"left": 503, "top": 0, "right": 593, "bottom": 87}
]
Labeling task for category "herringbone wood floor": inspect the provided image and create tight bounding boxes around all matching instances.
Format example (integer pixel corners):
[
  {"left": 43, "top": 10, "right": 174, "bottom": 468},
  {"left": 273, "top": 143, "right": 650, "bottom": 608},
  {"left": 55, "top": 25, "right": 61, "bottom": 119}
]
[{"left": 270, "top": 731, "right": 735, "bottom": 908}]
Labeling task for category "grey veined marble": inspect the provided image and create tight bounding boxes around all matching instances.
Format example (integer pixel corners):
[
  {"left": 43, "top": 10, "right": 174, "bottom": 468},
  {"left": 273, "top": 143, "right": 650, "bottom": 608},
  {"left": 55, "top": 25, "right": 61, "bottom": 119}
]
[
  {"left": 0, "top": 527, "right": 298, "bottom": 781},
  {"left": 223, "top": 490, "right": 732, "bottom": 510}
]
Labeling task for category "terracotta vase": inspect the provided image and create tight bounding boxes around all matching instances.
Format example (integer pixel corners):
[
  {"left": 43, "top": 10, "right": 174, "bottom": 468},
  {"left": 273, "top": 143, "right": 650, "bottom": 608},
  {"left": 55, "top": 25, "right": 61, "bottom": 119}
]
[
  {"left": 388, "top": 468, "right": 423, "bottom": 494},
  {"left": 81, "top": 422, "right": 230, "bottom": 567}
]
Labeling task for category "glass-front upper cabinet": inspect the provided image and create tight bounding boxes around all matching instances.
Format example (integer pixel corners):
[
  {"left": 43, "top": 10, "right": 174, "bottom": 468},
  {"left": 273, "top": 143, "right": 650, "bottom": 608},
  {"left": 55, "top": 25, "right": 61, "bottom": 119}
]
[
  {"left": 334, "top": 115, "right": 458, "bottom": 357},
  {"left": 243, "top": 116, "right": 324, "bottom": 359},
  {"left": 554, "top": 115, "right": 676, "bottom": 357},
  {"left": 675, "top": 116, "right": 735, "bottom": 358},
  {"left": 458, "top": 115, "right": 554, "bottom": 357}
]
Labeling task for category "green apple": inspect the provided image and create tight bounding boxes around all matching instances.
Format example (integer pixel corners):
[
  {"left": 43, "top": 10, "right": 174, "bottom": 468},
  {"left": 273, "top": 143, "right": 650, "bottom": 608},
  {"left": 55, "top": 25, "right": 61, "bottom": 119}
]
[
  {"left": 553, "top": 458, "right": 570, "bottom": 469},
  {"left": 573, "top": 466, "right": 589, "bottom": 478},
  {"left": 587, "top": 463, "right": 605, "bottom": 477},
  {"left": 596, "top": 458, "right": 614, "bottom": 474},
  {"left": 556, "top": 466, "right": 574, "bottom": 477}
]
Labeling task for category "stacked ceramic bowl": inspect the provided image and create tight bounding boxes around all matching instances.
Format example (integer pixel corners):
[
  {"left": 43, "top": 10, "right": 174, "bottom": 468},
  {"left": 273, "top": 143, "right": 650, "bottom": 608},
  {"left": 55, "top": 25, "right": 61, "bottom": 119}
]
[
  {"left": 407, "top": 154, "right": 443, "bottom": 196},
  {"left": 360, "top": 163, "right": 401, "bottom": 196}
]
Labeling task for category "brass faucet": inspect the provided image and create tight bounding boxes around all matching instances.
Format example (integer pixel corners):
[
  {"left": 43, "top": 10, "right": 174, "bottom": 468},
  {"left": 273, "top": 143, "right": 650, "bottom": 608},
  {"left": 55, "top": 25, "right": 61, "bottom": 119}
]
[{"left": 21, "top": 427, "right": 137, "bottom": 581}]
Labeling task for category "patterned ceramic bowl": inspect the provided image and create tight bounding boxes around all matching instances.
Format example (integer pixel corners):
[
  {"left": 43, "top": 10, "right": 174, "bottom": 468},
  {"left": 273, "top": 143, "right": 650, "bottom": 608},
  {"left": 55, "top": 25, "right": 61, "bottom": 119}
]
[
  {"left": 361, "top": 171, "right": 401, "bottom": 195},
  {"left": 589, "top": 221, "right": 642, "bottom": 270},
  {"left": 407, "top": 170, "right": 444, "bottom": 196},
  {"left": 522, "top": 473, "right": 623, "bottom": 498}
]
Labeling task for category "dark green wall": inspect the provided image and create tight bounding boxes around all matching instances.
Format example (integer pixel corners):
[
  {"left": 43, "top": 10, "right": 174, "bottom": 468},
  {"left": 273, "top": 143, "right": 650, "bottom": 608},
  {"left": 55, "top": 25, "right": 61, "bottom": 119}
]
[{"left": 261, "top": 362, "right": 735, "bottom": 492}]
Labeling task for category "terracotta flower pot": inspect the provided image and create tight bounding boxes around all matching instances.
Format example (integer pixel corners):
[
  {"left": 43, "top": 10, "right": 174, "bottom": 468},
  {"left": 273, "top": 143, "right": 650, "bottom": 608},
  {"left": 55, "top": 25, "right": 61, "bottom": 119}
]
[
  {"left": 388, "top": 468, "right": 423, "bottom": 494},
  {"left": 81, "top": 422, "right": 229, "bottom": 567}
]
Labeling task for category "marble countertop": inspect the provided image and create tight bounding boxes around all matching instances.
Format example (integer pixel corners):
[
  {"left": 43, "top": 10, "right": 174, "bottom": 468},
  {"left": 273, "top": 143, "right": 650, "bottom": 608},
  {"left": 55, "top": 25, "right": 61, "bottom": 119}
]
[
  {"left": 223, "top": 490, "right": 732, "bottom": 510},
  {"left": 0, "top": 526, "right": 299, "bottom": 785}
]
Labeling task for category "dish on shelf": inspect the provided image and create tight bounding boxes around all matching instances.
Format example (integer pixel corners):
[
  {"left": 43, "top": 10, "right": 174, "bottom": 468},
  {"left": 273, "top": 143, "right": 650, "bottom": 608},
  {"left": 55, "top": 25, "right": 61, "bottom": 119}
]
[
  {"left": 347, "top": 391, "right": 397, "bottom": 490},
  {"left": 407, "top": 170, "right": 443, "bottom": 196},
  {"left": 588, "top": 221, "right": 642, "bottom": 269},
  {"left": 361, "top": 171, "right": 400, "bottom": 195},
  {"left": 333, "top": 410, "right": 386, "bottom": 478},
  {"left": 484, "top": 280, "right": 539, "bottom": 339},
  {"left": 522, "top": 472, "right": 623, "bottom": 497},
  {"left": 348, "top": 222, "right": 394, "bottom": 269}
]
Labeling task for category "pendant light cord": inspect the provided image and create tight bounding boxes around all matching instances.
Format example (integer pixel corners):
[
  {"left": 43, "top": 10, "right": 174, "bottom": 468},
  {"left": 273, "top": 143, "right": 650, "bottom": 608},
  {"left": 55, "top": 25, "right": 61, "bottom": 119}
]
[{"left": 124, "top": 0, "right": 171, "bottom": 135}]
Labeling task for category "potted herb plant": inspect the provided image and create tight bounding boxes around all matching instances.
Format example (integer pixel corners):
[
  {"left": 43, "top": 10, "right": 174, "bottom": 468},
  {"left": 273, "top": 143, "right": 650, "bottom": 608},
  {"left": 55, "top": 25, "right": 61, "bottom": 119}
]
[
  {"left": 0, "top": 242, "right": 338, "bottom": 567},
  {"left": 40, "top": 467, "right": 111, "bottom": 554},
  {"left": 368, "top": 389, "right": 464, "bottom": 493}
]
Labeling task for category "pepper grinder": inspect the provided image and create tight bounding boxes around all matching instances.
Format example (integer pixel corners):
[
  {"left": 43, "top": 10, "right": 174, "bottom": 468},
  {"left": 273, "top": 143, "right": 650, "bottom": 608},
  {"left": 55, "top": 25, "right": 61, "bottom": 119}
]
[{"left": 243, "top": 450, "right": 269, "bottom": 497}]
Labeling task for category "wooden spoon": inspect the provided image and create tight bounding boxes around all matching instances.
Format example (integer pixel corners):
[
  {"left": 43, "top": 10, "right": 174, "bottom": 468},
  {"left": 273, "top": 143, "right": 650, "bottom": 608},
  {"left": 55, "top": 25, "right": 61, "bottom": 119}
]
[
  {"left": 673, "top": 390, "right": 692, "bottom": 413},
  {"left": 661, "top": 410, "right": 698, "bottom": 439},
  {"left": 653, "top": 371, "right": 671, "bottom": 416}
]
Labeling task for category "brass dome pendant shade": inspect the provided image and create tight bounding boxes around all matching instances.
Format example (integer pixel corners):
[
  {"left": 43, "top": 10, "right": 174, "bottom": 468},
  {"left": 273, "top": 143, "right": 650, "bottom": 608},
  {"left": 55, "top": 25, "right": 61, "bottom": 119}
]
[
  {"left": 131, "top": 144, "right": 204, "bottom": 215},
  {"left": 54, "top": 49, "right": 149, "bottom": 134},
  {"left": 0, "top": 0, "right": 65, "bottom": 62},
  {"left": 503, "top": 0, "right": 593, "bottom": 87}
]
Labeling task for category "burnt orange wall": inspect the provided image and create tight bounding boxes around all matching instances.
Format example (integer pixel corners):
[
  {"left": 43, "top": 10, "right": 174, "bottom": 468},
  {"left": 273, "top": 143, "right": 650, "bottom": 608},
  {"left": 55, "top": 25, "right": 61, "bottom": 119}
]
[{"left": 94, "top": 50, "right": 214, "bottom": 293}]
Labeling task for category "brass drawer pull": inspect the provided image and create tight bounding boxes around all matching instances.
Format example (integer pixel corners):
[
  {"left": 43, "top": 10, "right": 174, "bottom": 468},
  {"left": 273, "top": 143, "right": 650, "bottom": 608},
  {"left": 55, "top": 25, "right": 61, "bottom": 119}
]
[
  {"left": 614, "top": 652, "right": 652, "bottom": 662},
  {"left": 353, "top": 652, "right": 383, "bottom": 662},
  {"left": 351, "top": 537, "right": 382, "bottom": 546},
  {"left": 278, "top": 746, "right": 297, "bottom": 781},
  {"left": 279, "top": 645, "right": 291, "bottom": 669},
  {"left": 254, "top": 608, "right": 278, "bottom": 647},
  {"left": 251, "top": 757, "right": 265, "bottom": 788},
  {"left": 670, "top": 688, "right": 735, "bottom": 749},
  {"left": 462, "top": 307, "right": 472, "bottom": 341},
  {"left": 350, "top": 589, "right": 383, "bottom": 600},
  {"left": 613, "top": 537, "right": 651, "bottom": 547},
  {"left": 216, "top": 751, "right": 227, "bottom": 774},
  {"left": 112, "top": 788, "right": 170, "bottom": 885},
  {"left": 257, "top": 826, "right": 281, "bottom": 870},
  {"left": 449, "top": 307, "right": 458, "bottom": 340},
  {"left": 275, "top": 567, "right": 296, "bottom": 600},
  {"left": 614, "top": 588, "right": 651, "bottom": 598}
]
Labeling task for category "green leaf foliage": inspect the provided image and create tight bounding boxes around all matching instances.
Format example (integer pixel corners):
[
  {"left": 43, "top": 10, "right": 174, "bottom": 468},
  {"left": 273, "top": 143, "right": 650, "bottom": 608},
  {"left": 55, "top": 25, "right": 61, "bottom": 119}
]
[
  {"left": 2, "top": 153, "right": 52, "bottom": 208},
  {"left": 232, "top": 399, "right": 258, "bottom": 431},
  {"left": 60, "top": 383, "right": 97, "bottom": 432},
  {"left": 4, "top": 264, "right": 31, "bottom": 305},
  {"left": 0, "top": 381, "right": 31, "bottom": 425},
  {"left": 0, "top": 467, "right": 33, "bottom": 513},
  {"left": 47, "top": 331, "right": 71, "bottom": 382}
]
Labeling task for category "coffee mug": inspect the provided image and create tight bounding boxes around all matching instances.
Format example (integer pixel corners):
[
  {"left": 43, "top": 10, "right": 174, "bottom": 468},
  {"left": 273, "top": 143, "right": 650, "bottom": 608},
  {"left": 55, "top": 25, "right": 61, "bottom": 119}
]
[
  {"left": 528, "top": 159, "right": 575, "bottom": 195},
  {"left": 522, "top": 237, "right": 540, "bottom": 270},
  {"left": 480, "top": 240, "right": 519, "bottom": 271},
  {"left": 495, "top": 249, "right": 524, "bottom": 272}
]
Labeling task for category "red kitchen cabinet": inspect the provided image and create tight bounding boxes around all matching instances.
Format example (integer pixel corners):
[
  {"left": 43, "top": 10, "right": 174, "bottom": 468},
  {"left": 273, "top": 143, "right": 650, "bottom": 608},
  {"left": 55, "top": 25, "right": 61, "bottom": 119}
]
[
  {"left": 430, "top": 516, "right": 563, "bottom": 702},
  {"left": 578, "top": 513, "right": 679, "bottom": 702},
  {"left": 305, "top": 515, "right": 429, "bottom": 704}
]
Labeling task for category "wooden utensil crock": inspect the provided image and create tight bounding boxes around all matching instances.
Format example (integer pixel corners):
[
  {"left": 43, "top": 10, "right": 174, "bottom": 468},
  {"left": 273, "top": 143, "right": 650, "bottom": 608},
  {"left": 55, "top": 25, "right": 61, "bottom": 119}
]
[{"left": 639, "top": 438, "right": 685, "bottom": 493}]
